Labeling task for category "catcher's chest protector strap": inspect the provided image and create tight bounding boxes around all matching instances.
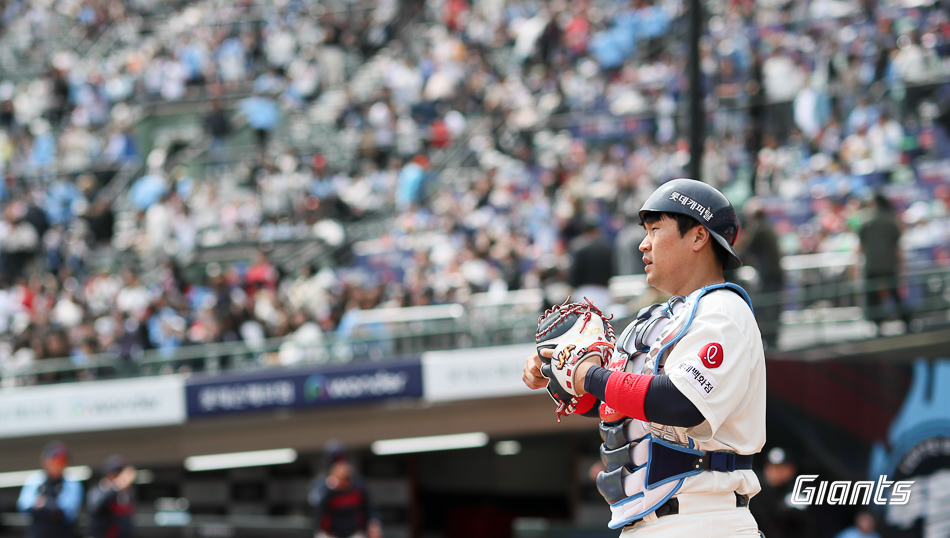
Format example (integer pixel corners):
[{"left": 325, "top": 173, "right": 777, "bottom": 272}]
[
  {"left": 595, "top": 283, "right": 756, "bottom": 529},
  {"left": 650, "top": 282, "right": 753, "bottom": 374},
  {"left": 617, "top": 283, "right": 753, "bottom": 360}
]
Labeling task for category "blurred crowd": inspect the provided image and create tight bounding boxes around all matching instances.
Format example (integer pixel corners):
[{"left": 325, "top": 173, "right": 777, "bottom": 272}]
[
  {"left": 0, "top": 0, "right": 396, "bottom": 181},
  {"left": 2, "top": 0, "right": 950, "bottom": 383},
  {"left": 321, "top": 0, "right": 950, "bottom": 303}
]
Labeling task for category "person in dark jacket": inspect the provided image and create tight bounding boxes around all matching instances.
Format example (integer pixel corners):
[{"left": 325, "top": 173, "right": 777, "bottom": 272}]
[
  {"left": 857, "top": 193, "right": 910, "bottom": 333},
  {"left": 86, "top": 455, "right": 136, "bottom": 538},
  {"left": 568, "top": 213, "right": 615, "bottom": 309},
  {"left": 750, "top": 447, "right": 817, "bottom": 538},
  {"left": 308, "top": 442, "right": 381, "bottom": 538},
  {"left": 737, "top": 202, "right": 785, "bottom": 348},
  {"left": 17, "top": 442, "right": 83, "bottom": 538}
]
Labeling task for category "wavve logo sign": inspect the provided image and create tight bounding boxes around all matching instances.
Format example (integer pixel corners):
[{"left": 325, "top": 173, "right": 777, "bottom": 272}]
[{"left": 304, "top": 370, "right": 409, "bottom": 403}]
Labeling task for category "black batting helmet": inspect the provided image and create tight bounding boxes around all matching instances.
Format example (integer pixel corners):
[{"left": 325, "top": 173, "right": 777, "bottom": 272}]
[{"left": 639, "top": 178, "right": 742, "bottom": 270}]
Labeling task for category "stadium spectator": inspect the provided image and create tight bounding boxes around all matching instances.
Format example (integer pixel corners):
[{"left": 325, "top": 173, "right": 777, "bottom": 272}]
[
  {"left": 736, "top": 201, "right": 785, "bottom": 349},
  {"left": 86, "top": 455, "right": 136, "bottom": 538},
  {"left": 203, "top": 99, "right": 233, "bottom": 168},
  {"left": 2, "top": 0, "right": 950, "bottom": 383},
  {"left": 750, "top": 447, "right": 816, "bottom": 538},
  {"left": 567, "top": 213, "right": 614, "bottom": 309},
  {"left": 858, "top": 192, "right": 910, "bottom": 333},
  {"left": 308, "top": 442, "right": 382, "bottom": 538},
  {"left": 17, "top": 441, "right": 84, "bottom": 538},
  {"left": 239, "top": 91, "right": 281, "bottom": 153},
  {"left": 0, "top": 201, "right": 40, "bottom": 280},
  {"left": 866, "top": 110, "right": 904, "bottom": 182}
]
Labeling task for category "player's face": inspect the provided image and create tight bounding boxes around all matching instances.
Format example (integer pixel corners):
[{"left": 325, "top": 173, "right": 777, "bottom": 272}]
[
  {"left": 42, "top": 456, "right": 68, "bottom": 480},
  {"left": 639, "top": 215, "right": 693, "bottom": 295}
]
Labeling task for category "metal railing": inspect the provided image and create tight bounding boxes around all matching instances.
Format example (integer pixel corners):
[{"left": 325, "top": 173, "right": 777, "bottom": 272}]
[{"left": 3, "top": 256, "right": 949, "bottom": 388}]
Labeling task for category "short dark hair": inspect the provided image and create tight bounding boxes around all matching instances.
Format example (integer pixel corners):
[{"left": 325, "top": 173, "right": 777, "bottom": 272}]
[{"left": 640, "top": 211, "right": 731, "bottom": 269}]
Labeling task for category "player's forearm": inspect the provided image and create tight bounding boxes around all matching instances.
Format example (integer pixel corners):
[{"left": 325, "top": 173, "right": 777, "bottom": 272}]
[{"left": 584, "top": 366, "right": 705, "bottom": 427}]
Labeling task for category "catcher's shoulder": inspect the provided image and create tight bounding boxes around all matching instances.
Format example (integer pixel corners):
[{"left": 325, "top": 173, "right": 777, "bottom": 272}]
[{"left": 698, "top": 288, "right": 756, "bottom": 321}]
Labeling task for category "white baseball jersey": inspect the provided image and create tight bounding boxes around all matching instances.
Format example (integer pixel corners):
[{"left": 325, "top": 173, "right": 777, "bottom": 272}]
[{"left": 643, "top": 287, "right": 767, "bottom": 498}]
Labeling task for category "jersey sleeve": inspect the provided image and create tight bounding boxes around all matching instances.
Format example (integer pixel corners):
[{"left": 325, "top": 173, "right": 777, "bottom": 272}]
[{"left": 663, "top": 300, "right": 759, "bottom": 441}]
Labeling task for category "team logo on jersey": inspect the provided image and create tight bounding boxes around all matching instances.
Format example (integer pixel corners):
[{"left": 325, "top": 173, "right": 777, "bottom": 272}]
[{"left": 699, "top": 342, "right": 724, "bottom": 368}]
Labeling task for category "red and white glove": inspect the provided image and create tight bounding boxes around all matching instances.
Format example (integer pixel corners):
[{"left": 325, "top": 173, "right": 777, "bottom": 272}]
[{"left": 536, "top": 298, "right": 615, "bottom": 421}]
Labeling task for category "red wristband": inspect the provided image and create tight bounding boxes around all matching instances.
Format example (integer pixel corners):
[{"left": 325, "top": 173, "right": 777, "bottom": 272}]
[{"left": 605, "top": 373, "right": 654, "bottom": 421}]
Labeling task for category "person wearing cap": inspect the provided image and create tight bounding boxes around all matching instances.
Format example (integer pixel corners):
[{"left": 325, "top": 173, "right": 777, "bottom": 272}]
[
  {"left": 307, "top": 442, "right": 382, "bottom": 538},
  {"left": 750, "top": 447, "right": 816, "bottom": 538},
  {"left": 523, "top": 179, "right": 766, "bottom": 535},
  {"left": 17, "top": 442, "right": 84, "bottom": 538},
  {"left": 86, "top": 455, "right": 137, "bottom": 538}
]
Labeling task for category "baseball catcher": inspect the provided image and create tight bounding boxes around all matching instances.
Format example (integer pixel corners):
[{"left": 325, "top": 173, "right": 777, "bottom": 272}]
[{"left": 524, "top": 179, "right": 765, "bottom": 536}]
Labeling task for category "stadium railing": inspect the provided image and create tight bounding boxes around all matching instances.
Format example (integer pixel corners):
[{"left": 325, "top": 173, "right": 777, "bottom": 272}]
[{"left": 3, "top": 253, "right": 948, "bottom": 388}]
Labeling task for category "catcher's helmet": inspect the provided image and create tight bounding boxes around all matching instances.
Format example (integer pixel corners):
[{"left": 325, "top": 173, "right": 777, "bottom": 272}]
[{"left": 639, "top": 178, "right": 742, "bottom": 270}]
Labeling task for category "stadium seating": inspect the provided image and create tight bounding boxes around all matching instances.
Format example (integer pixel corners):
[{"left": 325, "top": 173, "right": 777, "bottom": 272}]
[{"left": 1, "top": 0, "right": 949, "bottom": 388}]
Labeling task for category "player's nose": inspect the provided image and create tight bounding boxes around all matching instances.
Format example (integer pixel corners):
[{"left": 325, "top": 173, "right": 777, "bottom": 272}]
[{"left": 639, "top": 236, "right": 650, "bottom": 252}]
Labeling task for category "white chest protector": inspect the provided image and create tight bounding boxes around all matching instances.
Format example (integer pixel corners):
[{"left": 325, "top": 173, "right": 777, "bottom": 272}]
[{"left": 595, "top": 283, "right": 755, "bottom": 530}]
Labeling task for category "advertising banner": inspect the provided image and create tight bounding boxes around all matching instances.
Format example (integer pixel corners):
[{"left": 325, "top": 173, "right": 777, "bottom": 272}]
[
  {"left": 0, "top": 376, "right": 186, "bottom": 438},
  {"left": 185, "top": 358, "right": 423, "bottom": 417},
  {"left": 421, "top": 344, "right": 538, "bottom": 402}
]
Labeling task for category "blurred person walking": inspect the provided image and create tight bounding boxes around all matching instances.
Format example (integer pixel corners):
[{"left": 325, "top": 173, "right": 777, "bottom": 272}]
[
  {"left": 736, "top": 201, "right": 784, "bottom": 349},
  {"left": 308, "top": 442, "right": 382, "bottom": 538},
  {"left": 857, "top": 193, "right": 910, "bottom": 333},
  {"left": 568, "top": 214, "right": 615, "bottom": 310},
  {"left": 17, "top": 442, "right": 83, "bottom": 538},
  {"left": 86, "top": 455, "right": 136, "bottom": 538}
]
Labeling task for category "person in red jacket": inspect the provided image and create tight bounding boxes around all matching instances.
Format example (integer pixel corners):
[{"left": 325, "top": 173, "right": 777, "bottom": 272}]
[{"left": 308, "top": 442, "right": 382, "bottom": 538}]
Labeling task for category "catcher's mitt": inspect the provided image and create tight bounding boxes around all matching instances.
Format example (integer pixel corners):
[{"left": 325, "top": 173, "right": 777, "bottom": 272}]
[{"left": 536, "top": 297, "right": 615, "bottom": 421}]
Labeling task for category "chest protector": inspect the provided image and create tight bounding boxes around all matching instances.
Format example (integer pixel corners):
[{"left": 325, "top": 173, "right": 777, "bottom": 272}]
[{"left": 595, "top": 283, "right": 754, "bottom": 529}]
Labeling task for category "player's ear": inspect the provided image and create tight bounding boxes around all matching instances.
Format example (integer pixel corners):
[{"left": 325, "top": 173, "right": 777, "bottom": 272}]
[{"left": 691, "top": 225, "right": 710, "bottom": 251}]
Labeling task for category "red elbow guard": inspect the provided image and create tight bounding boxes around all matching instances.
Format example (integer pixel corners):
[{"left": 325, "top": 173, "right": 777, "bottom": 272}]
[{"left": 605, "top": 373, "right": 654, "bottom": 421}]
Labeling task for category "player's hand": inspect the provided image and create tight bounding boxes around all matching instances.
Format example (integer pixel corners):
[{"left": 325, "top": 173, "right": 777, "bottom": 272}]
[
  {"left": 114, "top": 466, "right": 137, "bottom": 490},
  {"left": 523, "top": 349, "right": 551, "bottom": 390}
]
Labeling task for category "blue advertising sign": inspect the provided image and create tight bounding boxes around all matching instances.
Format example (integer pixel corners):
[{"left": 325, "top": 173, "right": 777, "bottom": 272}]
[{"left": 185, "top": 358, "right": 423, "bottom": 417}]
